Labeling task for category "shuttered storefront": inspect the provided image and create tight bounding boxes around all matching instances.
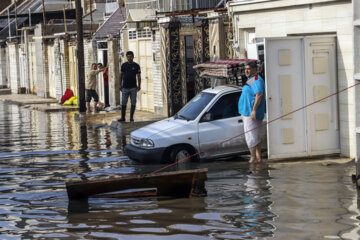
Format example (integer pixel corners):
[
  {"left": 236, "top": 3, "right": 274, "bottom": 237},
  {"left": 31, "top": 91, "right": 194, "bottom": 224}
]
[
  {"left": 68, "top": 45, "right": 78, "bottom": 96},
  {"left": 29, "top": 42, "right": 37, "bottom": 94},
  {"left": 47, "top": 45, "right": 56, "bottom": 98}
]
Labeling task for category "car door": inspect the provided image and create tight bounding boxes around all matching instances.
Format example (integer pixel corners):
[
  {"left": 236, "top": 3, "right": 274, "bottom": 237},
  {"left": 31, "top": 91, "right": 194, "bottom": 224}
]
[{"left": 198, "top": 91, "right": 247, "bottom": 159}]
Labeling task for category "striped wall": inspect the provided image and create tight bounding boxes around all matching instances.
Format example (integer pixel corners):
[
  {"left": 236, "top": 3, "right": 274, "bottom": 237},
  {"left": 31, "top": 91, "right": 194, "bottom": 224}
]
[
  {"left": 35, "top": 32, "right": 47, "bottom": 97},
  {"left": 8, "top": 43, "right": 20, "bottom": 94},
  {"left": 209, "top": 19, "right": 219, "bottom": 61},
  {"left": 60, "top": 39, "right": 70, "bottom": 96},
  {"left": 160, "top": 26, "right": 168, "bottom": 116},
  {"left": 209, "top": 15, "right": 228, "bottom": 61},
  {"left": 0, "top": 45, "right": 8, "bottom": 87},
  {"left": 152, "top": 30, "right": 163, "bottom": 115},
  {"left": 54, "top": 39, "right": 63, "bottom": 100}
]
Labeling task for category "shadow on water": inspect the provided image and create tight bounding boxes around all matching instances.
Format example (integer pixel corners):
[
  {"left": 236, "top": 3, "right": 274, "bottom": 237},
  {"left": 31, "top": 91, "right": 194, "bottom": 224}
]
[
  {"left": 0, "top": 102, "right": 360, "bottom": 239},
  {"left": 66, "top": 125, "right": 91, "bottom": 215},
  {"left": 78, "top": 124, "right": 91, "bottom": 181}
]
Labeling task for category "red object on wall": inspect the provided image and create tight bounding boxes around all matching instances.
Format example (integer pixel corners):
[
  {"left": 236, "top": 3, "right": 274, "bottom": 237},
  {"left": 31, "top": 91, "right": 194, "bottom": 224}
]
[{"left": 103, "top": 68, "right": 109, "bottom": 87}]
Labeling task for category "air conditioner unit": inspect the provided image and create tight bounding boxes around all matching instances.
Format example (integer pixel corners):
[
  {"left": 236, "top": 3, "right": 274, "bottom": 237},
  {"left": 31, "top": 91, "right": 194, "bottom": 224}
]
[{"left": 247, "top": 42, "right": 264, "bottom": 62}]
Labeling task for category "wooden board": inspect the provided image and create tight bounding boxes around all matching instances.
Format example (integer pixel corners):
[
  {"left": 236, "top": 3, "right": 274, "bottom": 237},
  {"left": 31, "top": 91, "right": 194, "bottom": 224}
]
[
  {"left": 66, "top": 168, "right": 208, "bottom": 199},
  {"left": 93, "top": 189, "right": 157, "bottom": 198}
]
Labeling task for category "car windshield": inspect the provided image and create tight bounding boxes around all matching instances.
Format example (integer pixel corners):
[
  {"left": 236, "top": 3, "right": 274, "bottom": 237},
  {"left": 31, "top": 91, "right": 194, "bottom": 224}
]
[{"left": 175, "top": 92, "right": 216, "bottom": 120}]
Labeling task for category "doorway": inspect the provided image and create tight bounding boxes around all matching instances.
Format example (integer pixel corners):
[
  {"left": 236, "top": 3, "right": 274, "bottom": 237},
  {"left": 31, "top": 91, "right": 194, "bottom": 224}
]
[
  {"left": 265, "top": 36, "right": 339, "bottom": 160},
  {"left": 138, "top": 39, "right": 154, "bottom": 112},
  {"left": 97, "top": 42, "right": 108, "bottom": 106},
  {"left": 185, "top": 35, "right": 195, "bottom": 101},
  {"left": 101, "top": 50, "right": 109, "bottom": 107}
]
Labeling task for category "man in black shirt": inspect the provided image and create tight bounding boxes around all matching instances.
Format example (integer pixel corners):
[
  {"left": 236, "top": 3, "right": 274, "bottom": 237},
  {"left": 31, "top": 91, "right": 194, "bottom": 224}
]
[{"left": 118, "top": 51, "right": 141, "bottom": 122}]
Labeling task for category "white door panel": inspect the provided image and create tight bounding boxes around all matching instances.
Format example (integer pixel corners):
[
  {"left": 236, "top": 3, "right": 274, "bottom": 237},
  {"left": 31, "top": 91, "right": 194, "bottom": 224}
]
[
  {"left": 265, "top": 38, "right": 307, "bottom": 159},
  {"left": 138, "top": 39, "right": 154, "bottom": 112},
  {"left": 127, "top": 39, "right": 154, "bottom": 112},
  {"left": 305, "top": 36, "right": 339, "bottom": 153},
  {"left": 128, "top": 41, "right": 137, "bottom": 59},
  {"left": 265, "top": 36, "right": 339, "bottom": 160}
]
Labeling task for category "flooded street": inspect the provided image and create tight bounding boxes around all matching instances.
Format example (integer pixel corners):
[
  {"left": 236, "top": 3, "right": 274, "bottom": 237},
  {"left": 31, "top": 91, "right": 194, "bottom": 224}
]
[{"left": 0, "top": 101, "right": 359, "bottom": 239}]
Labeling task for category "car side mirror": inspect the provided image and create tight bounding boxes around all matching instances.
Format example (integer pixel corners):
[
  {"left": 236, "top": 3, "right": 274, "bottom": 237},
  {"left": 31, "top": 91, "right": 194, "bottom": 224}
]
[{"left": 202, "top": 112, "right": 212, "bottom": 122}]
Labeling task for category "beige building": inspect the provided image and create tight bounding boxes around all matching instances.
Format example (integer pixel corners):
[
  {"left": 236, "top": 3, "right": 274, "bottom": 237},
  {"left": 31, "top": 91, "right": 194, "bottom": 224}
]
[
  {"left": 121, "top": 9, "right": 157, "bottom": 113},
  {"left": 228, "top": 0, "right": 355, "bottom": 158},
  {"left": 123, "top": 0, "right": 225, "bottom": 115}
]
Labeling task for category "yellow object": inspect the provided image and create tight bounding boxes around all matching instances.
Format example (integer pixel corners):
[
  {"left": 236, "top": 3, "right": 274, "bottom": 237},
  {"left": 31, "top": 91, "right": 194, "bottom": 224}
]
[
  {"left": 63, "top": 99, "right": 72, "bottom": 105},
  {"left": 73, "top": 99, "right": 78, "bottom": 106},
  {"left": 69, "top": 96, "right": 76, "bottom": 104},
  {"left": 64, "top": 96, "right": 77, "bottom": 105}
]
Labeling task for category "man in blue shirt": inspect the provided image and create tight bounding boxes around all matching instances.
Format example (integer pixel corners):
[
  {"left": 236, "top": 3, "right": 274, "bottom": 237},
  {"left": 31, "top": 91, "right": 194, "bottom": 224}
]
[{"left": 238, "top": 61, "right": 265, "bottom": 163}]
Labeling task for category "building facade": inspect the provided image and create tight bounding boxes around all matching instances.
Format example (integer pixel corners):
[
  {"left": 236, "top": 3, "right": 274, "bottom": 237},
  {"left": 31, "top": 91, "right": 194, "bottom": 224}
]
[{"left": 228, "top": 0, "right": 354, "bottom": 158}]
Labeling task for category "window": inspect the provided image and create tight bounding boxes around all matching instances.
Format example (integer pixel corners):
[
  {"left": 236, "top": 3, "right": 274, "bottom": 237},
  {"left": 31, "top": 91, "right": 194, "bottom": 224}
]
[
  {"left": 97, "top": 41, "right": 108, "bottom": 49},
  {"left": 176, "top": 92, "right": 216, "bottom": 120},
  {"left": 129, "top": 29, "right": 152, "bottom": 40},
  {"left": 137, "top": 29, "right": 152, "bottom": 39},
  {"left": 205, "top": 92, "right": 241, "bottom": 121},
  {"left": 129, "top": 30, "right": 137, "bottom": 40}
]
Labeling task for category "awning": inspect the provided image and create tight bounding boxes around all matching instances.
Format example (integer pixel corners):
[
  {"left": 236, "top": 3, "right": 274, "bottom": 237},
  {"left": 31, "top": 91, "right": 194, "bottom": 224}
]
[{"left": 126, "top": 9, "right": 156, "bottom": 23}]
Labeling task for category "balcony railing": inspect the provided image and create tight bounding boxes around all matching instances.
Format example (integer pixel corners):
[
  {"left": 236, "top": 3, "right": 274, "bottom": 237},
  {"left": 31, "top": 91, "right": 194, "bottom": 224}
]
[{"left": 125, "top": 0, "right": 222, "bottom": 12}]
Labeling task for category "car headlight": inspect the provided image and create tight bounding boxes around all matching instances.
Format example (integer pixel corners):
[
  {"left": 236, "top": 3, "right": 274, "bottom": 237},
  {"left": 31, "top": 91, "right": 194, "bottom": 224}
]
[{"left": 140, "top": 139, "right": 154, "bottom": 149}]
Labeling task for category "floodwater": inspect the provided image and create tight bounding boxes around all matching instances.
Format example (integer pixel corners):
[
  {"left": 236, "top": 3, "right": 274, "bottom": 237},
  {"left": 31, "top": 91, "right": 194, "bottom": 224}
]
[{"left": 0, "top": 101, "right": 359, "bottom": 240}]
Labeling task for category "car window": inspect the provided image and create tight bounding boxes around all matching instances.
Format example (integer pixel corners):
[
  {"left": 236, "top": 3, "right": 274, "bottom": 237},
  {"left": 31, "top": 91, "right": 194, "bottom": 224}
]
[
  {"left": 175, "top": 92, "right": 216, "bottom": 120},
  {"left": 204, "top": 92, "right": 241, "bottom": 121}
]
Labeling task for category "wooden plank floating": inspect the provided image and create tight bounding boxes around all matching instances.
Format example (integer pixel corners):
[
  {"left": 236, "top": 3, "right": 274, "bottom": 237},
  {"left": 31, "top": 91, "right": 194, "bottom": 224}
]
[
  {"left": 93, "top": 189, "right": 157, "bottom": 198},
  {"left": 66, "top": 168, "right": 208, "bottom": 200}
]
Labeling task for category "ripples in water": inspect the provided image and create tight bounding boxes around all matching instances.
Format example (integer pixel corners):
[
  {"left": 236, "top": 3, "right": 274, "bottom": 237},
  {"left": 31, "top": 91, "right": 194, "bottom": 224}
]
[{"left": 0, "top": 102, "right": 359, "bottom": 239}]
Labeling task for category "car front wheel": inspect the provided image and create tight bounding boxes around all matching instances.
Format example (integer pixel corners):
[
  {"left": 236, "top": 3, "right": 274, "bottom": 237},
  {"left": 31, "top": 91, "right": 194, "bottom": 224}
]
[{"left": 169, "top": 146, "right": 192, "bottom": 163}]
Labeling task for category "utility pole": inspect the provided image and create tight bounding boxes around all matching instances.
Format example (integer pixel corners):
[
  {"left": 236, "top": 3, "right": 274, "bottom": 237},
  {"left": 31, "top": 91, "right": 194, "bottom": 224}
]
[
  {"left": 63, "top": 6, "right": 68, "bottom": 34},
  {"left": 7, "top": 9, "right": 11, "bottom": 39},
  {"left": 14, "top": 0, "right": 18, "bottom": 36},
  {"left": 41, "top": 0, "right": 46, "bottom": 35},
  {"left": 89, "top": 0, "right": 93, "bottom": 38},
  {"left": 75, "top": 0, "right": 86, "bottom": 112}
]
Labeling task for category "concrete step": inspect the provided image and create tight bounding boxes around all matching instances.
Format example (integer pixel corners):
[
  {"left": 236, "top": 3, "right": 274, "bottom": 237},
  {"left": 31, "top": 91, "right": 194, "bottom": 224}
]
[{"left": 0, "top": 88, "right": 11, "bottom": 95}]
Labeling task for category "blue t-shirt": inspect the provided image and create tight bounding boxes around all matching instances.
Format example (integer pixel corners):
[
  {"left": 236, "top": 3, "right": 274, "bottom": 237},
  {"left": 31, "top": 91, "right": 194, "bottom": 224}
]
[{"left": 238, "top": 75, "right": 265, "bottom": 120}]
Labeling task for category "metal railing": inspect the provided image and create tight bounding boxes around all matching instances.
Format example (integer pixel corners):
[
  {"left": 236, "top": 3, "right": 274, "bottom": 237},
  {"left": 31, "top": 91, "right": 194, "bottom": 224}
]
[{"left": 125, "top": 0, "right": 222, "bottom": 12}]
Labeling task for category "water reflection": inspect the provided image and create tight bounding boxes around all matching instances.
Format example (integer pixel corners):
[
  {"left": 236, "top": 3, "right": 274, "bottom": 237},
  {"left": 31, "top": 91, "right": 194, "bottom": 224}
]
[
  {"left": 78, "top": 125, "right": 91, "bottom": 181},
  {"left": 0, "top": 101, "right": 360, "bottom": 239}
]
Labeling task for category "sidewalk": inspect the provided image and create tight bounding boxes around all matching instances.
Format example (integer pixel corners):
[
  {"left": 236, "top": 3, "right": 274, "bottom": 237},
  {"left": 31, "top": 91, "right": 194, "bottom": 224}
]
[
  {"left": 0, "top": 93, "right": 166, "bottom": 132},
  {"left": 0, "top": 93, "right": 78, "bottom": 112},
  {"left": 76, "top": 108, "right": 165, "bottom": 135}
]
